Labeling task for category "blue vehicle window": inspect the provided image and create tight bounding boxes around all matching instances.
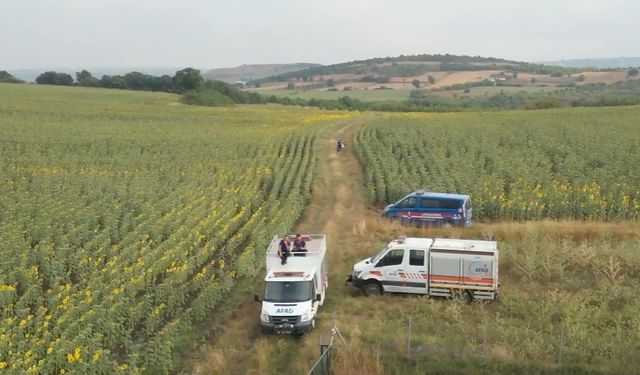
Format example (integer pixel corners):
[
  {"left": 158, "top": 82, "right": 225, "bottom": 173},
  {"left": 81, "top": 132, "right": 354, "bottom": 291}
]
[
  {"left": 420, "top": 198, "right": 462, "bottom": 209},
  {"left": 397, "top": 197, "right": 416, "bottom": 209}
]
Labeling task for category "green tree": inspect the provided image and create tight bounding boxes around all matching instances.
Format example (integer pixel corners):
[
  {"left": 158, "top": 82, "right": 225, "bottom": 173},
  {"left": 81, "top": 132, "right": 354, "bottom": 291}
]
[
  {"left": 427, "top": 75, "right": 436, "bottom": 84},
  {"left": 76, "top": 70, "right": 98, "bottom": 87},
  {"left": 287, "top": 82, "right": 295, "bottom": 90},
  {"left": 149, "top": 75, "right": 174, "bottom": 92},
  {"left": 35, "top": 71, "right": 73, "bottom": 86},
  {"left": 123, "top": 72, "right": 151, "bottom": 90},
  {"left": 412, "top": 79, "right": 420, "bottom": 89},
  {"left": 0, "top": 71, "right": 22, "bottom": 83},
  {"left": 172, "top": 68, "right": 203, "bottom": 93},
  {"left": 628, "top": 67, "right": 639, "bottom": 78},
  {"left": 99, "top": 75, "right": 126, "bottom": 89}
]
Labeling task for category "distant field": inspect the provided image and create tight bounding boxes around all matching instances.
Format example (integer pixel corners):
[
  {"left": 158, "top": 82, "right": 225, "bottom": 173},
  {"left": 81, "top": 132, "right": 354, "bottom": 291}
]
[
  {"left": 255, "top": 88, "right": 413, "bottom": 101},
  {"left": 0, "top": 83, "right": 353, "bottom": 374},
  {"left": 251, "top": 83, "right": 579, "bottom": 103},
  {"left": 436, "top": 85, "right": 559, "bottom": 97}
]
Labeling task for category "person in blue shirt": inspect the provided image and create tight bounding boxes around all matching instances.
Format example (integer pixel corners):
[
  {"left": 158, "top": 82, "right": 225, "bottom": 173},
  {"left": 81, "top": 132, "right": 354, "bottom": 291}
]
[
  {"left": 278, "top": 235, "right": 291, "bottom": 265},
  {"left": 292, "top": 234, "right": 307, "bottom": 256}
]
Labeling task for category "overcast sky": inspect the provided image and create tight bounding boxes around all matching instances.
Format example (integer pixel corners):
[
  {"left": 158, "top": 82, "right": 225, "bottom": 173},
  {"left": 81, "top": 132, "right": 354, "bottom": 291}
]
[{"left": 1, "top": 0, "right": 639, "bottom": 70}]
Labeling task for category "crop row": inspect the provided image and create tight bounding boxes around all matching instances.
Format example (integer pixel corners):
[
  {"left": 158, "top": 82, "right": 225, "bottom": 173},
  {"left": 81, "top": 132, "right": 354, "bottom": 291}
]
[
  {"left": 0, "top": 84, "right": 354, "bottom": 374},
  {"left": 355, "top": 107, "right": 640, "bottom": 220}
]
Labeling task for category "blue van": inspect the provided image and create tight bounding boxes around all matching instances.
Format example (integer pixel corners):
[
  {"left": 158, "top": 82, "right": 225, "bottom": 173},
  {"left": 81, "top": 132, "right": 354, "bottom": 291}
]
[{"left": 382, "top": 190, "right": 472, "bottom": 227}]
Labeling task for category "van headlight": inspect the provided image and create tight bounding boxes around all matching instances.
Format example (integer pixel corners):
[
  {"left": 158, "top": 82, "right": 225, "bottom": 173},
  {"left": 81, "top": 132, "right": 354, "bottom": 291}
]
[
  {"left": 260, "top": 311, "right": 270, "bottom": 322},
  {"left": 353, "top": 270, "right": 362, "bottom": 278},
  {"left": 300, "top": 310, "right": 311, "bottom": 322}
]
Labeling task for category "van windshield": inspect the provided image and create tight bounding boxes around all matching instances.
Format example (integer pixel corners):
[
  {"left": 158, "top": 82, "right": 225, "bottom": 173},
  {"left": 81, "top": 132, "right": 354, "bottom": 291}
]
[
  {"left": 264, "top": 281, "right": 312, "bottom": 303},
  {"left": 395, "top": 197, "right": 416, "bottom": 208},
  {"left": 370, "top": 246, "right": 389, "bottom": 264}
]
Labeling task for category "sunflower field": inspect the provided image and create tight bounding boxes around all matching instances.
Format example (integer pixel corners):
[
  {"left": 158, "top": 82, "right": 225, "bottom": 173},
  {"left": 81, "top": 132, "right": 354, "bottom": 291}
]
[
  {"left": 0, "top": 84, "right": 352, "bottom": 373},
  {"left": 355, "top": 108, "right": 640, "bottom": 220}
]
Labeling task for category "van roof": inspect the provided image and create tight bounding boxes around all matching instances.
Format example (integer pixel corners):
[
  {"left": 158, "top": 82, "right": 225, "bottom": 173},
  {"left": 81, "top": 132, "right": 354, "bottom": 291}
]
[
  {"left": 390, "top": 237, "right": 434, "bottom": 248},
  {"left": 391, "top": 237, "right": 497, "bottom": 254},
  {"left": 265, "top": 234, "right": 326, "bottom": 281},
  {"left": 408, "top": 190, "right": 470, "bottom": 200},
  {"left": 432, "top": 238, "right": 497, "bottom": 253}
]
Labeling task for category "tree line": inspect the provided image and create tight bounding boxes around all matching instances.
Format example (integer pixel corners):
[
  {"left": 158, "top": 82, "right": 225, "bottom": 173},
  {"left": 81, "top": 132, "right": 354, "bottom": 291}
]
[
  {"left": 181, "top": 74, "right": 640, "bottom": 113},
  {"left": 0, "top": 71, "right": 24, "bottom": 83},
  {"left": 33, "top": 68, "right": 204, "bottom": 93},
  {"left": 9, "top": 65, "right": 640, "bottom": 113}
]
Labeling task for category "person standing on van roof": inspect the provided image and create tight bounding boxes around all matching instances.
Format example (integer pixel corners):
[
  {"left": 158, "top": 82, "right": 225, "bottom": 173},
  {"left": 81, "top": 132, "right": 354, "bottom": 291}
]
[
  {"left": 292, "top": 234, "right": 307, "bottom": 256},
  {"left": 278, "top": 235, "right": 291, "bottom": 265}
]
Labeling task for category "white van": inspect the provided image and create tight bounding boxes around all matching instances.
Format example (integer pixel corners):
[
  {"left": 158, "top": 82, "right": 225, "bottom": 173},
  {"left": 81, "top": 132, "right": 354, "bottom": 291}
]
[
  {"left": 347, "top": 237, "right": 498, "bottom": 301},
  {"left": 255, "top": 234, "right": 328, "bottom": 334}
]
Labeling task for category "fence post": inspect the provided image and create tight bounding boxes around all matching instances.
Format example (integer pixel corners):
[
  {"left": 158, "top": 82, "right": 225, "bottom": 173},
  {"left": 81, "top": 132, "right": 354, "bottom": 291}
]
[
  {"left": 407, "top": 316, "right": 412, "bottom": 357},
  {"left": 320, "top": 344, "right": 330, "bottom": 375},
  {"left": 483, "top": 318, "right": 487, "bottom": 357},
  {"left": 557, "top": 326, "right": 564, "bottom": 366}
]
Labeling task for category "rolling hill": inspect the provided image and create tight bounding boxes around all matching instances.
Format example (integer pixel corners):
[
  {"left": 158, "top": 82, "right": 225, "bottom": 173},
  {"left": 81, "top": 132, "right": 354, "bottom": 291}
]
[
  {"left": 246, "top": 54, "right": 635, "bottom": 102},
  {"left": 203, "top": 63, "right": 320, "bottom": 83}
]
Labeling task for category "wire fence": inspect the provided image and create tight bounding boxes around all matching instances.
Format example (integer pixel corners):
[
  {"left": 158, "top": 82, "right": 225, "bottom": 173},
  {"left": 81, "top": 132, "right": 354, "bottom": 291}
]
[
  {"left": 307, "top": 314, "right": 351, "bottom": 375},
  {"left": 305, "top": 310, "right": 636, "bottom": 374},
  {"left": 306, "top": 336, "right": 333, "bottom": 375},
  {"left": 368, "top": 315, "right": 564, "bottom": 365}
]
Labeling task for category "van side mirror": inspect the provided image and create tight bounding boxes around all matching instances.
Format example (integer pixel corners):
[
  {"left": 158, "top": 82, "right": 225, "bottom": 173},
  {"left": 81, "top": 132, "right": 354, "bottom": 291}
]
[
  {"left": 254, "top": 294, "right": 261, "bottom": 303},
  {"left": 315, "top": 293, "right": 322, "bottom": 302}
]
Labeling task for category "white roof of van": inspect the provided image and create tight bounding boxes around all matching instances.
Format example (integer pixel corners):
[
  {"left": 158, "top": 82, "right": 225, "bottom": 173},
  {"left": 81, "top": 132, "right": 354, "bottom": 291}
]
[
  {"left": 389, "top": 237, "right": 497, "bottom": 253},
  {"left": 432, "top": 238, "right": 497, "bottom": 252},
  {"left": 389, "top": 237, "right": 434, "bottom": 248}
]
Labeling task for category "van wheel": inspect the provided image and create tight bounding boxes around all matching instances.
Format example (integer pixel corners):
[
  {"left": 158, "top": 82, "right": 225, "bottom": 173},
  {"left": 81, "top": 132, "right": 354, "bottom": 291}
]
[
  {"left": 363, "top": 282, "right": 382, "bottom": 297},
  {"left": 453, "top": 290, "right": 472, "bottom": 304}
]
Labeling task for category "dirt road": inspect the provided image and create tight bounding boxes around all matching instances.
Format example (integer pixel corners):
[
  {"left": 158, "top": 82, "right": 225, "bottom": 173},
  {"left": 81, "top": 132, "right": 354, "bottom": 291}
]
[{"left": 188, "top": 118, "right": 377, "bottom": 374}]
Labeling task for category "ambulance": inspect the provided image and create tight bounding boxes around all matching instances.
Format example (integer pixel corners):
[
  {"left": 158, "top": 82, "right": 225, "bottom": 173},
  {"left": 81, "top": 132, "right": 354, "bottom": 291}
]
[
  {"left": 347, "top": 237, "right": 498, "bottom": 301},
  {"left": 255, "top": 234, "right": 328, "bottom": 334}
]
